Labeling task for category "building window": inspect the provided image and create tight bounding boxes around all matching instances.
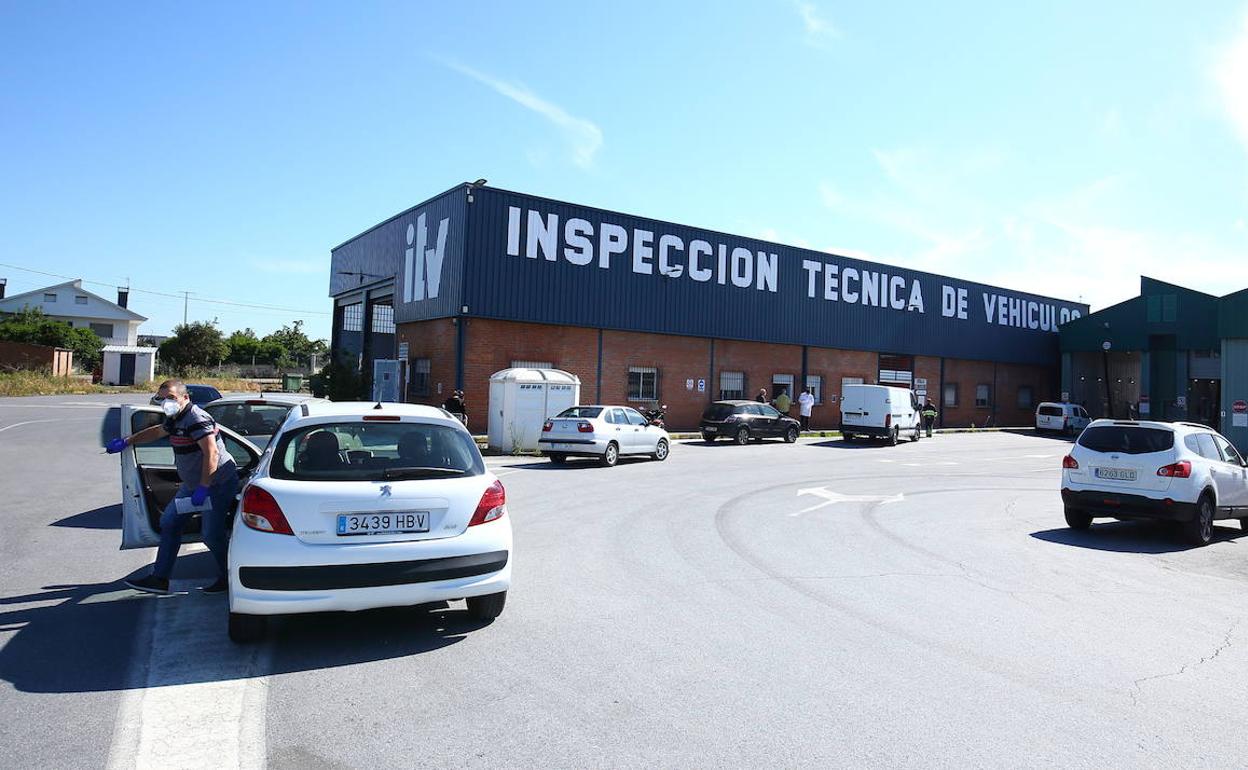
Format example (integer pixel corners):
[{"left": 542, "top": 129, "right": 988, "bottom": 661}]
[
  {"left": 75, "top": 295, "right": 88, "bottom": 305},
  {"left": 720, "top": 371, "right": 745, "bottom": 400},
  {"left": 1017, "top": 386, "right": 1034, "bottom": 410},
  {"left": 341, "top": 303, "right": 363, "bottom": 332},
  {"left": 975, "top": 384, "right": 991, "bottom": 408},
  {"left": 771, "top": 373, "right": 794, "bottom": 400},
  {"left": 371, "top": 304, "right": 395, "bottom": 334},
  {"left": 511, "top": 360, "right": 553, "bottom": 370},
  {"left": 409, "top": 358, "right": 430, "bottom": 397},
  {"left": 805, "top": 374, "right": 823, "bottom": 404},
  {"left": 89, "top": 322, "right": 114, "bottom": 339},
  {"left": 628, "top": 366, "right": 658, "bottom": 401},
  {"left": 944, "top": 383, "right": 958, "bottom": 407},
  {"left": 43, "top": 293, "right": 56, "bottom": 303},
  {"left": 878, "top": 354, "right": 913, "bottom": 386}
]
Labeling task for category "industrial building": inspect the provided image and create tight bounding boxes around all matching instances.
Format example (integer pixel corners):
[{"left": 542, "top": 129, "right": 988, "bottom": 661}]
[{"left": 329, "top": 182, "right": 1088, "bottom": 430}]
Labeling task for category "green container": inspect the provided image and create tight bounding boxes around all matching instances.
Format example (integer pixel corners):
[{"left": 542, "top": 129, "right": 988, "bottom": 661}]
[{"left": 282, "top": 373, "right": 304, "bottom": 392}]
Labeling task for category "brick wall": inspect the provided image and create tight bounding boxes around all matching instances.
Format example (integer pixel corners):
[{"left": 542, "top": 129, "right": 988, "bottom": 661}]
[
  {"left": 939, "top": 358, "right": 1057, "bottom": 428},
  {"left": 600, "top": 330, "right": 712, "bottom": 431},
  {"left": 804, "top": 348, "right": 877, "bottom": 430}
]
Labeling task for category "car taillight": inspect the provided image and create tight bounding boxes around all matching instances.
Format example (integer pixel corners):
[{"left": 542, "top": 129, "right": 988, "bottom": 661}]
[
  {"left": 885, "top": 413, "right": 892, "bottom": 428},
  {"left": 469, "top": 480, "right": 506, "bottom": 526},
  {"left": 1157, "top": 461, "right": 1191, "bottom": 478},
  {"left": 240, "top": 485, "right": 294, "bottom": 535},
  {"left": 577, "top": 421, "right": 594, "bottom": 433},
  {"left": 1062, "top": 455, "right": 1079, "bottom": 469},
  {"left": 542, "top": 420, "right": 553, "bottom": 432}
]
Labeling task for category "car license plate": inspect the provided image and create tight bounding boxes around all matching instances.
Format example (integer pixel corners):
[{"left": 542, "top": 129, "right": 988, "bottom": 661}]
[
  {"left": 1094, "top": 467, "right": 1137, "bottom": 481},
  {"left": 705, "top": 426, "right": 717, "bottom": 433},
  {"left": 336, "top": 512, "right": 430, "bottom": 536}
]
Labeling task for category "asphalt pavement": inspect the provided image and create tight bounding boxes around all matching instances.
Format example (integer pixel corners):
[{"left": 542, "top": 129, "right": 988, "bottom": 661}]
[{"left": 3, "top": 394, "right": 1248, "bottom": 769}]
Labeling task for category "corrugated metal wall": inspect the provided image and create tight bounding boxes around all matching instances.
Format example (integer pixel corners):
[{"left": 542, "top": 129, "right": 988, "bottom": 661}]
[{"left": 1221, "top": 339, "right": 1248, "bottom": 451}]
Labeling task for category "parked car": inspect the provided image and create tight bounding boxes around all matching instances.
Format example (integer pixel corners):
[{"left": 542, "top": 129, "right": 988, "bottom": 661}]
[
  {"left": 149, "top": 383, "right": 222, "bottom": 407},
  {"left": 203, "top": 393, "right": 328, "bottom": 448},
  {"left": 539, "top": 405, "right": 670, "bottom": 466},
  {"left": 699, "top": 400, "right": 801, "bottom": 445},
  {"left": 1036, "top": 402, "right": 1090, "bottom": 435},
  {"left": 1061, "top": 419, "right": 1248, "bottom": 545},
  {"left": 118, "top": 401, "right": 511, "bottom": 642},
  {"left": 839, "top": 384, "right": 922, "bottom": 445}
]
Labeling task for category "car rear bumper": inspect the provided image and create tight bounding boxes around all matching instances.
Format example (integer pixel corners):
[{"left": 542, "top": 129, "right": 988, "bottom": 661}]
[
  {"left": 841, "top": 424, "right": 891, "bottom": 437},
  {"left": 1061, "top": 488, "right": 1197, "bottom": 521},
  {"left": 538, "top": 437, "right": 607, "bottom": 456},
  {"left": 229, "top": 519, "right": 512, "bottom": 615}
]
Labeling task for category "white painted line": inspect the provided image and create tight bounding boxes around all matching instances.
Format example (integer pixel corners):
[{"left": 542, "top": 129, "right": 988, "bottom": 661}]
[
  {"left": 493, "top": 470, "right": 522, "bottom": 477},
  {"left": 0, "top": 417, "right": 96, "bottom": 433},
  {"left": 791, "top": 486, "right": 905, "bottom": 516},
  {"left": 107, "top": 579, "right": 269, "bottom": 770}
]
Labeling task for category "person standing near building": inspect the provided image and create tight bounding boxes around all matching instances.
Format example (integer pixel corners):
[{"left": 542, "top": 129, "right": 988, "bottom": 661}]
[
  {"left": 922, "top": 399, "right": 939, "bottom": 438},
  {"left": 775, "top": 387, "right": 792, "bottom": 417},
  {"left": 798, "top": 387, "right": 815, "bottom": 430},
  {"left": 756, "top": 388, "right": 768, "bottom": 403},
  {"left": 108, "top": 379, "right": 239, "bottom": 594}
]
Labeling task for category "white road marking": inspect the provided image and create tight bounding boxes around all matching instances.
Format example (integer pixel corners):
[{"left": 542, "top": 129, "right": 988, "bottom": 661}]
[
  {"left": 791, "top": 486, "right": 905, "bottom": 516},
  {"left": 0, "top": 403, "right": 117, "bottom": 409},
  {"left": 107, "top": 577, "right": 269, "bottom": 770},
  {"left": 0, "top": 417, "right": 97, "bottom": 433}
]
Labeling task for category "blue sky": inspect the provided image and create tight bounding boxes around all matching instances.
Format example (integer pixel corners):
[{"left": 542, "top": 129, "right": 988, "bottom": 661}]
[{"left": 4, "top": 1, "right": 1248, "bottom": 340}]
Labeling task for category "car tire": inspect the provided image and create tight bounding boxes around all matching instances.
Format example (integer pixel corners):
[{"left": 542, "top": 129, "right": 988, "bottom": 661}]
[
  {"left": 702, "top": 433, "right": 716, "bottom": 443},
  {"left": 842, "top": 433, "right": 854, "bottom": 442},
  {"left": 549, "top": 453, "right": 567, "bottom": 464},
  {"left": 1063, "top": 507, "right": 1092, "bottom": 530},
  {"left": 887, "top": 427, "right": 899, "bottom": 447},
  {"left": 735, "top": 427, "right": 750, "bottom": 445},
  {"left": 1184, "top": 494, "right": 1215, "bottom": 546},
  {"left": 784, "top": 426, "right": 799, "bottom": 443},
  {"left": 600, "top": 442, "right": 619, "bottom": 467},
  {"left": 912, "top": 425, "right": 921, "bottom": 442},
  {"left": 466, "top": 591, "right": 506, "bottom": 622},
  {"left": 228, "top": 612, "right": 266, "bottom": 644},
  {"left": 652, "top": 439, "right": 669, "bottom": 461}
]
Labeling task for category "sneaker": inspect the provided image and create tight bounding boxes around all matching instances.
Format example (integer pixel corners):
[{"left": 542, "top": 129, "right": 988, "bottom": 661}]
[
  {"left": 199, "top": 577, "right": 228, "bottom": 594},
  {"left": 124, "top": 574, "right": 170, "bottom": 595}
]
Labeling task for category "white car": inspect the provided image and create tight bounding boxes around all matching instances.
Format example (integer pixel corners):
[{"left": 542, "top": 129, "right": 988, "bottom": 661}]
[
  {"left": 840, "top": 384, "right": 922, "bottom": 445},
  {"left": 1061, "top": 419, "right": 1248, "bottom": 545},
  {"left": 538, "top": 405, "right": 670, "bottom": 466},
  {"left": 203, "top": 393, "right": 329, "bottom": 448},
  {"left": 119, "top": 401, "right": 512, "bottom": 642},
  {"left": 1036, "top": 402, "right": 1090, "bottom": 435}
]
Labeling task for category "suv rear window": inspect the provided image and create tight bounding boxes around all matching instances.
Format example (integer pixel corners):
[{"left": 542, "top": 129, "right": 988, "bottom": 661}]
[
  {"left": 702, "top": 403, "right": 738, "bottom": 420},
  {"left": 271, "top": 421, "right": 484, "bottom": 481},
  {"left": 1038, "top": 405, "right": 1063, "bottom": 417},
  {"left": 1077, "top": 425, "right": 1174, "bottom": 455}
]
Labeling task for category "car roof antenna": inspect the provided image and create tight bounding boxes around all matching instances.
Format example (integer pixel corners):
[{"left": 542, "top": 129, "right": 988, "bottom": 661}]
[{"left": 373, "top": 401, "right": 384, "bottom": 410}]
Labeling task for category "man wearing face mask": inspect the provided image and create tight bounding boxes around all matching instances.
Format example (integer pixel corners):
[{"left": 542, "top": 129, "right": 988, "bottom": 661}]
[{"left": 106, "top": 379, "right": 238, "bottom": 595}]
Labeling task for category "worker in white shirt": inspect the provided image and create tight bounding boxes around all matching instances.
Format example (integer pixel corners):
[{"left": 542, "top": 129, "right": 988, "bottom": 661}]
[{"left": 798, "top": 387, "right": 816, "bottom": 430}]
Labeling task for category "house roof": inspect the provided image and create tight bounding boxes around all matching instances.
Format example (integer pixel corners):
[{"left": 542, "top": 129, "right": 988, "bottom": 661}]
[
  {"left": 102, "top": 345, "right": 157, "bottom": 354},
  {"left": 0, "top": 279, "right": 147, "bottom": 321}
]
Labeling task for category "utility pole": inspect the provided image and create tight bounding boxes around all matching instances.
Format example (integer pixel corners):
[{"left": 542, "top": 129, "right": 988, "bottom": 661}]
[{"left": 182, "top": 291, "right": 189, "bottom": 325}]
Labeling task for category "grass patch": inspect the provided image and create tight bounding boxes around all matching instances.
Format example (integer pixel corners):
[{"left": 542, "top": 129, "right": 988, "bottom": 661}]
[{"left": 0, "top": 371, "right": 262, "bottom": 397}]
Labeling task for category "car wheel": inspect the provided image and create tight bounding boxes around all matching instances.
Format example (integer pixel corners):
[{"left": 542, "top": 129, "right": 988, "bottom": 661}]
[
  {"left": 228, "top": 612, "right": 266, "bottom": 644},
  {"left": 702, "top": 433, "right": 716, "bottom": 443},
  {"left": 887, "top": 427, "right": 899, "bottom": 447},
  {"left": 783, "top": 426, "right": 799, "bottom": 443},
  {"left": 912, "top": 425, "right": 921, "bottom": 442},
  {"left": 1184, "top": 495, "right": 1215, "bottom": 546},
  {"left": 466, "top": 591, "right": 506, "bottom": 622},
  {"left": 653, "top": 438, "right": 669, "bottom": 461},
  {"left": 1063, "top": 507, "right": 1092, "bottom": 530},
  {"left": 549, "top": 453, "right": 567, "bottom": 464},
  {"left": 735, "top": 427, "right": 751, "bottom": 445},
  {"left": 600, "top": 442, "right": 619, "bottom": 467}
]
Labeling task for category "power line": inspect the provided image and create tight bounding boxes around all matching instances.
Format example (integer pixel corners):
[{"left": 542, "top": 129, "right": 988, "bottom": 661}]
[{"left": 0, "top": 261, "right": 332, "bottom": 316}]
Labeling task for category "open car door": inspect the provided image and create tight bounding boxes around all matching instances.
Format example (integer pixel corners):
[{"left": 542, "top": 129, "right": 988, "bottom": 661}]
[{"left": 120, "top": 404, "right": 263, "bottom": 550}]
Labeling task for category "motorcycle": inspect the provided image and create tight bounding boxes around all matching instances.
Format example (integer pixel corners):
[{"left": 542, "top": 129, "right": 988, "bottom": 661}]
[{"left": 643, "top": 404, "right": 667, "bottom": 430}]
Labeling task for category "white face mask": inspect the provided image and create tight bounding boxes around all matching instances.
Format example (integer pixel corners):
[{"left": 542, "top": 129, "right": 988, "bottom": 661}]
[{"left": 160, "top": 398, "right": 182, "bottom": 417}]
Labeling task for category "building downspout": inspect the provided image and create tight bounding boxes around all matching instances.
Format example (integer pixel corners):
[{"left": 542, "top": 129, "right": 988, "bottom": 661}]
[
  {"left": 596, "top": 329, "right": 604, "bottom": 403},
  {"left": 708, "top": 339, "right": 716, "bottom": 404},
  {"left": 800, "top": 346, "right": 808, "bottom": 399},
  {"left": 455, "top": 317, "right": 465, "bottom": 392},
  {"left": 938, "top": 357, "right": 945, "bottom": 429}
]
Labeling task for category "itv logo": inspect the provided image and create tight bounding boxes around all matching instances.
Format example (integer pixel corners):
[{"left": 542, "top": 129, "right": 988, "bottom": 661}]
[{"left": 404, "top": 213, "right": 449, "bottom": 303}]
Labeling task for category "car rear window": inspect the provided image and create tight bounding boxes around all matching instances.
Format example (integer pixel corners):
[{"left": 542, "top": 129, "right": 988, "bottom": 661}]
[
  {"left": 1038, "top": 405, "right": 1063, "bottom": 417},
  {"left": 702, "top": 403, "right": 737, "bottom": 420},
  {"left": 1077, "top": 425, "right": 1174, "bottom": 454},
  {"left": 557, "top": 406, "right": 602, "bottom": 418},
  {"left": 271, "top": 421, "right": 484, "bottom": 481}
]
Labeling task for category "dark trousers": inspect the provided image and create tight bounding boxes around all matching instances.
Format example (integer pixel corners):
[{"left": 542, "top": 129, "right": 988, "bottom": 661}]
[{"left": 801, "top": 415, "right": 810, "bottom": 429}]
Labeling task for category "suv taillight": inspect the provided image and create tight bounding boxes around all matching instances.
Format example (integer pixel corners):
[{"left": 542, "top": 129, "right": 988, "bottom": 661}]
[
  {"left": 1157, "top": 461, "right": 1191, "bottom": 478},
  {"left": 469, "top": 480, "right": 507, "bottom": 526},
  {"left": 240, "top": 485, "right": 294, "bottom": 535},
  {"left": 577, "top": 421, "right": 594, "bottom": 433},
  {"left": 542, "top": 420, "right": 553, "bottom": 432},
  {"left": 1062, "top": 455, "right": 1079, "bottom": 469}
]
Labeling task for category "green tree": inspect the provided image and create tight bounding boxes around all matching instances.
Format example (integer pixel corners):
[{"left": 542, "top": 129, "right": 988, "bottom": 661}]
[
  {"left": 0, "top": 307, "right": 104, "bottom": 368},
  {"left": 159, "top": 321, "right": 229, "bottom": 371},
  {"left": 262, "top": 320, "right": 328, "bottom": 369}
]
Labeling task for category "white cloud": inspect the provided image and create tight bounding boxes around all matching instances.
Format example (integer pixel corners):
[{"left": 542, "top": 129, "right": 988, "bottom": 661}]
[
  {"left": 794, "top": 1, "right": 839, "bottom": 48},
  {"left": 1213, "top": 10, "right": 1248, "bottom": 154},
  {"left": 444, "top": 61, "right": 603, "bottom": 169}
]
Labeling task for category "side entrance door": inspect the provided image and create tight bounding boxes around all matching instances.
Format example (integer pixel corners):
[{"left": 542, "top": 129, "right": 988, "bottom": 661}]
[{"left": 118, "top": 354, "right": 136, "bottom": 386}]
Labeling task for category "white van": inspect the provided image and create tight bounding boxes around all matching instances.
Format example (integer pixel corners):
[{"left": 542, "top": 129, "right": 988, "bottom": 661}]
[
  {"left": 840, "top": 384, "right": 922, "bottom": 445},
  {"left": 1036, "top": 402, "right": 1090, "bottom": 435}
]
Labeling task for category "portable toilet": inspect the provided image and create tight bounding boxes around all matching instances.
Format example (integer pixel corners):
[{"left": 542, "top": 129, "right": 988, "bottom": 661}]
[{"left": 488, "top": 368, "right": 581, "bottom": 452}]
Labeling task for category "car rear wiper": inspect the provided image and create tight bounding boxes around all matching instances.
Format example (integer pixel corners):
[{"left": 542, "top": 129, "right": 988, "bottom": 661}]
[{"left": 381, "top": 466, "right": 467, "bottom": 479}]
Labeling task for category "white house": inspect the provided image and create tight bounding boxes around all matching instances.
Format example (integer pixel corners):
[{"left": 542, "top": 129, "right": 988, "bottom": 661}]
[{"left": 0, "top": 279, "right": 146, "bottom": 346}]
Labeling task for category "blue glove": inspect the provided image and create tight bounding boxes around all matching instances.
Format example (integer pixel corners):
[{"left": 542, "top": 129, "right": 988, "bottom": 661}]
[
  {"left": 105, "top": 438, "right": 127, "bottom": 454},
  {"left": 191, "top": 485, "right": 210, "bottom": 506}
]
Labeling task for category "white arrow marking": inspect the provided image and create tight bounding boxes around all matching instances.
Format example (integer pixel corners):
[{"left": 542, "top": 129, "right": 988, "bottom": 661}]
[{"left": 791, "top": 486, "right": 905, "bottom": 516}]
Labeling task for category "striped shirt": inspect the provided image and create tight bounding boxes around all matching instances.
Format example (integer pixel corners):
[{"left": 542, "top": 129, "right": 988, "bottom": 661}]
[{"left": 164, "top": 403, "right": 237, "bottom": 490}]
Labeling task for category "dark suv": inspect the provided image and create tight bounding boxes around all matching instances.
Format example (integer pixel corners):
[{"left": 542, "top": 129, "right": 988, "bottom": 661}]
[{"left": 699, "top": 400, "right": 801, "bottom": 445}]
